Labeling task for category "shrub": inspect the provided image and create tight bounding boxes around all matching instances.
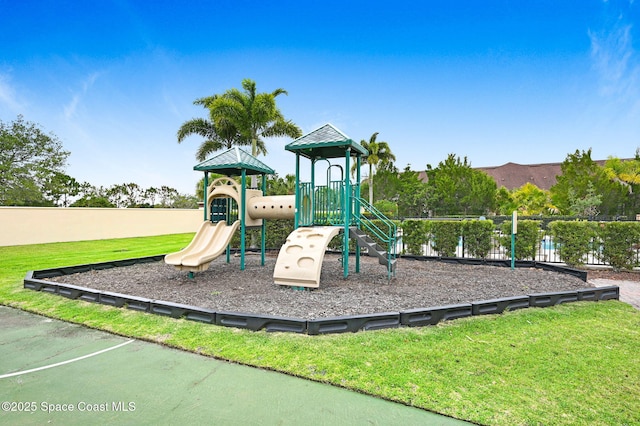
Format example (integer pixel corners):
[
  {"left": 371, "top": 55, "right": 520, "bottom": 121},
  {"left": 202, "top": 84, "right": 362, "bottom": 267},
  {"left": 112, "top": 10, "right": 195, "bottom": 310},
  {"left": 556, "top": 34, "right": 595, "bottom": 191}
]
[
  {"left": 431, "top": 221, "right": 462, "bottom": 257},
  {"left": 360, "top": 219, "right": 400, "bottom": 252},
  {"left": 229, "top": 219, "right": 294, "bottom": 250},
  {"left": 401, "top": 219, "right": 429, "bottom": 255},
  {"left": 500, "top": 220, "right": 541, "bottom": 260},
  {"left": 373, "top": 200, "right": 398, "bottom": 219},
  {"left": 548, "top": 221, "right": 597, "bottom": 267},
  {"left": 596, "top": 222, "right": 640, "bottom": 271},
  {"left": 463, "top": 219, "right": 495, "bottom": 259},
  {"left": 265, "top": 219, "right": 295, "bottom": 249}
]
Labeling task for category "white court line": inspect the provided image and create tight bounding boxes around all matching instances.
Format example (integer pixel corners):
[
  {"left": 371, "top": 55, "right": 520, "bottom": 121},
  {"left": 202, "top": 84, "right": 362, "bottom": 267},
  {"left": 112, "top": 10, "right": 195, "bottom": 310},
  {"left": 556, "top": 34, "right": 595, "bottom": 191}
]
[{"left": 0, "top": 339, "right": 135, "bottom": 379}]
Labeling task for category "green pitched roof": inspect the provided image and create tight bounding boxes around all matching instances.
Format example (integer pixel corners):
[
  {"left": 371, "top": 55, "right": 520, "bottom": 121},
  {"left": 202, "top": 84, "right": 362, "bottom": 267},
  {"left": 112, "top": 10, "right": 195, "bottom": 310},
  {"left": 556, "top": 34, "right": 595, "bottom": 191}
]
[
  {"left": 285, "top": 123, "right": 368, "bottom": 159},
  {"left": 193, "top": 147, "right": 275, "bottom": 175}
]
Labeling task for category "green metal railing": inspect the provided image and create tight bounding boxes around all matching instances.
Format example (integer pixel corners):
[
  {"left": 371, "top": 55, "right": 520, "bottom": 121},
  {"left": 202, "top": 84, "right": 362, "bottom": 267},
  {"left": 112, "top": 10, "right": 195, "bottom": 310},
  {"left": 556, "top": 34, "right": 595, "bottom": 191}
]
[
  {"left": 299, "top": 181, "right": 346, "bottom": 226},
  {"left": 299, "top": 182, "right": 314, "bottom": 226},
  {"left": 352, "top": 195, "right": 398, "bottom": 277},
  {"left": 315, "top": 181, "right": 344, "bottom": 225},
  {"left": 210, "top": 197, "right": 238, "bottom": 224},
  {"left": 296, "top": 180, "right": 397, "bottom": 279}
]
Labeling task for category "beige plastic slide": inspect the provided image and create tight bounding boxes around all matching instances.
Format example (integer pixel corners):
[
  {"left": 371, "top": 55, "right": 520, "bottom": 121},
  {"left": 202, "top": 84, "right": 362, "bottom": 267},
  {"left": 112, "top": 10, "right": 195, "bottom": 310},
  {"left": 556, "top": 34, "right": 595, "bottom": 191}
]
[
  {"left": 273, "top": 226, "right": 341, "bottom": 288},
  {"left": 165, "top": 220, "right": 240, "bottom": 272}
]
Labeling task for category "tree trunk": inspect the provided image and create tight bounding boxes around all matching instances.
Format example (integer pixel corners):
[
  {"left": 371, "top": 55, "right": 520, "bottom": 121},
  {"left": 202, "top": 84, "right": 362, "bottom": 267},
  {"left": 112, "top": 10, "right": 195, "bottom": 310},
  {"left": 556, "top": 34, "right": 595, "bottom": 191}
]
[{"left": 368, "top": 164, "right": 374, "bottom": 205}]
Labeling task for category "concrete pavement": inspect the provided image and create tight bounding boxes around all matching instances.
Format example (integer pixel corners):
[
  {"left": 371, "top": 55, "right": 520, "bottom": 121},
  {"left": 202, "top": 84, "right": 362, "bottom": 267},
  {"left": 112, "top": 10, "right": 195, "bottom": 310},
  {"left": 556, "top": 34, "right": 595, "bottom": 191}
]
[
  {"left": 589, "top": 279, "right": 640, "bottom": 309},
  {"left": 0, "top": 306, "right": 470, "bottom": 425}
]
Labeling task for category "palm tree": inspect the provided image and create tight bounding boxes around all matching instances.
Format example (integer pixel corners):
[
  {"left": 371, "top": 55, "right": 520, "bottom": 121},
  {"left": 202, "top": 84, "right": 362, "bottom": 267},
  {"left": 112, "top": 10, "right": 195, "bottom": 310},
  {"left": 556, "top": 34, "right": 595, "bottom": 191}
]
[
  {"left": 177, "top": 96, "right": 254, "bottom": 162},
  {"left": 603, "top": 154, "right": 640, "bottom": 195},
  {"left": 208, "top": 79, "right": 302, "bottom": 159},
  {"left": 603, "top": 153, "right": 640, "bottom": 215},
  {"left": 352, "top": 132, "right": 396, "bottom": 204}
]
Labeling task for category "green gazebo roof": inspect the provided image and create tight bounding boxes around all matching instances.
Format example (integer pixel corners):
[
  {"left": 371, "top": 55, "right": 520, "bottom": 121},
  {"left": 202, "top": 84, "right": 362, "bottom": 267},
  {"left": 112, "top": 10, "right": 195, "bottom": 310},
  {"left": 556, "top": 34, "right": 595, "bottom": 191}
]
[
  {"left": 285, "top": 123, "right": 368, "bottom": 159},
  {"left": 193, "top": 147, "right": 275, "bottom": 175}
]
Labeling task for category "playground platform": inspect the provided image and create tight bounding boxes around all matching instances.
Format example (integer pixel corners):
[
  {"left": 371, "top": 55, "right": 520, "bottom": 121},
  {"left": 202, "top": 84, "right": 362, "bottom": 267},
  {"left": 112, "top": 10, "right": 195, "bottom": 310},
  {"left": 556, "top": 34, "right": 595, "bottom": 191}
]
[{"left": 0, "top": 306, "right": 470, "bottom": 425}]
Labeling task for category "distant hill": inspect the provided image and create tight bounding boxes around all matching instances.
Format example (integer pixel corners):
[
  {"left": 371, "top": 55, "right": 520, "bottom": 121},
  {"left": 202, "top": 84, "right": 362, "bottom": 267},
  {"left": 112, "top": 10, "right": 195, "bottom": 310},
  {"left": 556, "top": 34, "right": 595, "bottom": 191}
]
[{"left": 417, "top": 159, "right": 617, "bottom": 191}]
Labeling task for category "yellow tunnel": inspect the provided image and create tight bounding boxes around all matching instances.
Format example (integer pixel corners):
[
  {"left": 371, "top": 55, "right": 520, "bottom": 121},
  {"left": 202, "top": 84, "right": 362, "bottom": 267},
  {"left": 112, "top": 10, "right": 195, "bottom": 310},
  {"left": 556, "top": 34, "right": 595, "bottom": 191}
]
[{"left": 247, "top": 195, "right": 295, "bottom": 220}]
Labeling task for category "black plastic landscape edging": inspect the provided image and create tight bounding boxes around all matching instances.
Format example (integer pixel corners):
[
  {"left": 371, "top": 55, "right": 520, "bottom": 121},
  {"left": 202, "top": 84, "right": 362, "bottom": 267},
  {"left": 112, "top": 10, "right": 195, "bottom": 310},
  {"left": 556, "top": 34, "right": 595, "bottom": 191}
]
[{"left": 24, "top": 255, "right": 619, "bottom": 335}]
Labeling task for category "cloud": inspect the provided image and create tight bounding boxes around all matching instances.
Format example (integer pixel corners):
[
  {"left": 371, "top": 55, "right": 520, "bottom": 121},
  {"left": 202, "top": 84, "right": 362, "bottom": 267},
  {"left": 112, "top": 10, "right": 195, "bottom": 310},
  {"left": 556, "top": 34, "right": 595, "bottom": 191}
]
[
  {"left": 0, "top": 73, "right": 26, "bottom": 112},
  {"left": 588, "top": 12, "right": 639, "bottom": 100},
  {"left": 63, "top": 72, "right": 101, "bottom": 120}
]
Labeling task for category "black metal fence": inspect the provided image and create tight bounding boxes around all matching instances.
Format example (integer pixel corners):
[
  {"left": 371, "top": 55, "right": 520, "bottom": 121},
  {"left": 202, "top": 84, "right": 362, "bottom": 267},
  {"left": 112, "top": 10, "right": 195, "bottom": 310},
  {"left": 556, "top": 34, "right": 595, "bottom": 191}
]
[{"left": 398, "top": 231, "right": 640, "bottom": 266}]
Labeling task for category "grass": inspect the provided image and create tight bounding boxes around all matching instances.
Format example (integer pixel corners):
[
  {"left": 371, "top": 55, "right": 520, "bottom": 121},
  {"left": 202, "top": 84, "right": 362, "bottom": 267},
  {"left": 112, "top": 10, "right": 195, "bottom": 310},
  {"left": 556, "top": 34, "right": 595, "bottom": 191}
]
[{"left": 1, "top": 235, "right": 639, "bottom": 425}]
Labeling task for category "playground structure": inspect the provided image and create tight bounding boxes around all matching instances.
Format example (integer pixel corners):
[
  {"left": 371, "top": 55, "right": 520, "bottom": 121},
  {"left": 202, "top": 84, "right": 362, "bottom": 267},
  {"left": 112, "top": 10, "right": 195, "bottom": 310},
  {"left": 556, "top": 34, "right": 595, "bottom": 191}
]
[{"left": 165, "top": 124, "right": 398, "bottom": 287}]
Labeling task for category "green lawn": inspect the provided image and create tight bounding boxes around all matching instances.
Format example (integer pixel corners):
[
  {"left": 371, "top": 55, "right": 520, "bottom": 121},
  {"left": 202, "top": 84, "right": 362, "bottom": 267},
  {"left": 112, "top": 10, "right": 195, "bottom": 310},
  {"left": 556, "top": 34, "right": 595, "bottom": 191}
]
[{"left": 1, "top": 235, "right": 639, "bottom": 425}]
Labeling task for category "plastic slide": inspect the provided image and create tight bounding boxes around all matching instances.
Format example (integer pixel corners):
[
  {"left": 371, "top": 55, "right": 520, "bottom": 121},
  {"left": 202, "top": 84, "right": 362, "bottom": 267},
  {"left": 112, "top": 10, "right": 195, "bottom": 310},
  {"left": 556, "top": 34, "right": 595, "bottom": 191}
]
[
  {"left": 273, "top": 226, "right": 341, "bottom": 288},
  {"left": 165, "top": 220, "right": 240, "bottom": 272}
]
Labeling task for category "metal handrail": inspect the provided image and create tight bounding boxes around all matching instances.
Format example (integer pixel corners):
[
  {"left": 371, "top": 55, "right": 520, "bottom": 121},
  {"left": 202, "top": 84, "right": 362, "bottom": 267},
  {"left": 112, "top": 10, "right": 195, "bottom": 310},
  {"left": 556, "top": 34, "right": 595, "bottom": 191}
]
[{"left": 353, "top": 196, "right": 398, "bottom": 277}]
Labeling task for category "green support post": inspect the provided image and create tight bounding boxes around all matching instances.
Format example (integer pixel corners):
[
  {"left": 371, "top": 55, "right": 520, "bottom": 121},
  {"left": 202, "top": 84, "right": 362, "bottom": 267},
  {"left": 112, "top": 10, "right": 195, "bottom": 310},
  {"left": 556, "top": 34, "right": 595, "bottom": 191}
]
[
  {"left": 511, "top": 211, "right": 517, "bottom": 270},
  {"left": 240, "top": 170, "right": 247, "bottom": 271},
  {"left": 355, "top": 154, "right": 361, "bottom": 273},
  {"left": 343, "top": 148, "right": 351, "bottom": 278},
  {"left": 294, "top": 154, "right": 300, "bottom": 229},
  {"left": 226, "top": 196, "right": 231, "bottom": 263},
  {"left": 261, "top": 174, "right": 266, "bottom": 266},
  {"left": 203, "top": 171, "right": 209, "bottom": 221},
  {"left": 310, "top": 157, "right": 316, "bottom": 225}
]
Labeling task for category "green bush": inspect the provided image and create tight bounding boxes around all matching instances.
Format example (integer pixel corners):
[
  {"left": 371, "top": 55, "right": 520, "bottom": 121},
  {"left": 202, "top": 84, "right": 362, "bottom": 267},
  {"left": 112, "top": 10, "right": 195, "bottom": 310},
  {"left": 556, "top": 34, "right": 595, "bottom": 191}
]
[
  {"left": 265, "top": 219, "right": 295, "bottom": 249},
  {"left": 401, "top": 219, "right": 429, "bottom": 255},
  {"left": 463, "top": 219, "right": 495, "bottom": 259},
  {"left": 596, "top": 222, "right": 640, "bottom": 271},
  {"left": 373, "top": 199, "right": 398, "bottom": 219},
  {"left": 229, "top": 219, "right": 294, "bottom": 250},
  {"left": 500, "top": 220, "right": 541, "bottom": 260},
  {"left": 327, "top": 231, "right": 354, "bottom": 252},
  {"left": 431, "top": 221, "right": 462, "bottom": 257},
  {"left": 548, "top": 221, "right": 597, "bottom": 267}
]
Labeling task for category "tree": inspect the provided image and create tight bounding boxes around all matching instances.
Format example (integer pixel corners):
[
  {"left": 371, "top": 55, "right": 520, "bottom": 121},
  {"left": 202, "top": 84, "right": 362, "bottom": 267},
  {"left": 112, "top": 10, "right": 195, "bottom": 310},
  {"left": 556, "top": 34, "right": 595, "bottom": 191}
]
[
  {"left": 207, "top": 78, "right": 302, "bottom": 159},
  {"left": 42, "top": 172, "right": 80, "bottom": 207},
  {"left": 568, "top": 182, "right": 602, "bottom": 217},
  {"left": 170, "top": 193, "right": 199, "bottom": 209},
  {"left": 495, "top": 183, "right": 557, "bottom": 216},
  {"left": 71, "top": 183, "right": 114, "bottom": 207},
  {"left": 0, "top": 115, "right": 70, "bottom": 205},
  {"left": 71, "top": 194, "right": 114, "bottom": 207},
  {"left": 352, "top": 132, "right": 396, "bottom": 204},
  {"left": 511, "top": 183, "right": 554, "bottom": 215},
  {"left": 396, "top": 166, "right": 429, "bottom": 218},
  {"left": 603, "top": 152, "right": 640, "bottom": 216},
  {"left": 157, "top": 185, "right": 180, "bottom": 207},
  {"left": 266, "top": 173, "right": 296, "bottom": 196},
  {"left": 425, "top": 154, "right": 496, "bottom": 216},
  {"left": 370, "top": 165, "right": 401, "bottom": 203},
  {"left": 177, "top": 96, "right": 250, "bottom": 162},
  {"left": 495, "top": 187, "right": 517, "bottom": 215},
  {"left": 550, "top": 149, "right": 627, "bottom": 216},
  {"left": 603, "top": 152, "right": 640, "bottom": 192}
]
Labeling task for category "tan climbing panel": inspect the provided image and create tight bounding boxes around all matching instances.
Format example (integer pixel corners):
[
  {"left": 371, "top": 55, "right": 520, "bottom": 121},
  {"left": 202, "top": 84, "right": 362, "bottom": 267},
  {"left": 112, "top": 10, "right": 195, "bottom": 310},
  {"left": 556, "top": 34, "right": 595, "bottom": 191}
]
[{"left": 273, "top": 226, "right": 341, "bottom": 288}]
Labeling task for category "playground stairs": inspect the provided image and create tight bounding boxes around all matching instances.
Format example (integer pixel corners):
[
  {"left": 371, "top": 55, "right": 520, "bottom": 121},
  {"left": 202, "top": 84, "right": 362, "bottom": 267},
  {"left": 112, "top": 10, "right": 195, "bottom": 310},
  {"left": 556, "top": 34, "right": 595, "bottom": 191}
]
[{"left": 349, "top": 227, "right": 397, "bottom": 272}]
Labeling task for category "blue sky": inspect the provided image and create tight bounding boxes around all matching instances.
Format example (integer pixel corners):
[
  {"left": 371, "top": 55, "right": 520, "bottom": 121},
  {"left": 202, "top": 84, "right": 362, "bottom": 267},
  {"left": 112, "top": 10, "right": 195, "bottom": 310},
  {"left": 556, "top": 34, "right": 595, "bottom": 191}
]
[{"left": 1, "top": 0, "right": 638, "bottom": 195}]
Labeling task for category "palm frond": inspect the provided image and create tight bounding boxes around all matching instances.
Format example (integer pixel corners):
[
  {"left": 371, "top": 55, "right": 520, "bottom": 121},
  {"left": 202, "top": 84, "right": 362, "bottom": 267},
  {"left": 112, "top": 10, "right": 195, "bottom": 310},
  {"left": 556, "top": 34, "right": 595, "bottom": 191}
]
[
  {"left": 177, "top": 118, "right": 216, "bottom": 143},
  {"left": 196, "top": 140, "right": 225, "bottom": 162}
]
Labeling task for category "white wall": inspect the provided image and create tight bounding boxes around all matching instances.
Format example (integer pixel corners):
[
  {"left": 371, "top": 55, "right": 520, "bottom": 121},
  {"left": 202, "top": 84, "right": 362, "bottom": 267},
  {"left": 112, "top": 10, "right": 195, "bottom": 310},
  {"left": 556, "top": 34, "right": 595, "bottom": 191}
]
[{"left": 0, "top": 207, "right": 203, "bottom": 246}]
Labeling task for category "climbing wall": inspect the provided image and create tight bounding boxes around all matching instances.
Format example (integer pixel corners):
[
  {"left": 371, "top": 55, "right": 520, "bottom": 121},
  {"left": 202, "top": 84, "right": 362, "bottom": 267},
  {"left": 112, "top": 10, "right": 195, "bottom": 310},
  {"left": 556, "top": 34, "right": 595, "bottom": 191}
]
[{"left": 273, "top": 226, "right": 341, "bottom": 288}]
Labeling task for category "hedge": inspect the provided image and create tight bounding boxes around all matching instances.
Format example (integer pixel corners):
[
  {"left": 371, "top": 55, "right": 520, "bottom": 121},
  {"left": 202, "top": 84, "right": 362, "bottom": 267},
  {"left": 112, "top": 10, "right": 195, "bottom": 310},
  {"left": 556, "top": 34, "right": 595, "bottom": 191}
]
[
  {"left": 596, "top": 221, "right": 640, "bottom": 271},
  {"left": 548, "top": 221, "right": 598, "bottom": 267}
]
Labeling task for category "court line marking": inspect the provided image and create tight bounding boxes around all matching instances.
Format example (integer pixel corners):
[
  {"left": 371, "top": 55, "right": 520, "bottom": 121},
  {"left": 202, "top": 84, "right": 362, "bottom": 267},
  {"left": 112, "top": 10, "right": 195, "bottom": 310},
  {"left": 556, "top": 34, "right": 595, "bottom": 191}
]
[{"left": 0, "top": 339, "right": 135, "bottom": 379}]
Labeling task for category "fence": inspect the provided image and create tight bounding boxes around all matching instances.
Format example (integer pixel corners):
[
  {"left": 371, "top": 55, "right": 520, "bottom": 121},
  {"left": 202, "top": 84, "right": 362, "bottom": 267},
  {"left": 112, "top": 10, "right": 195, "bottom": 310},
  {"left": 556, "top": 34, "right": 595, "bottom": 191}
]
[
  {"left": 3, "top": 207, "right": 639, "bottom": 267},
  {"left": 400, "top": 231, "right": 640, "bottom": 267}
]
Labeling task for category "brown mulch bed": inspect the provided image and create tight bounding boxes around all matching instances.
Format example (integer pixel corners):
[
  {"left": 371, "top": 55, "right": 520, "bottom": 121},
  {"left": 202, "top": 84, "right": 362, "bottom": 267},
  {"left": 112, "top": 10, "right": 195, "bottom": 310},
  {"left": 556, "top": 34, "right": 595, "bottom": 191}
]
[{"left": 50, "top": 254, "right": 599, "bottom": 319}]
